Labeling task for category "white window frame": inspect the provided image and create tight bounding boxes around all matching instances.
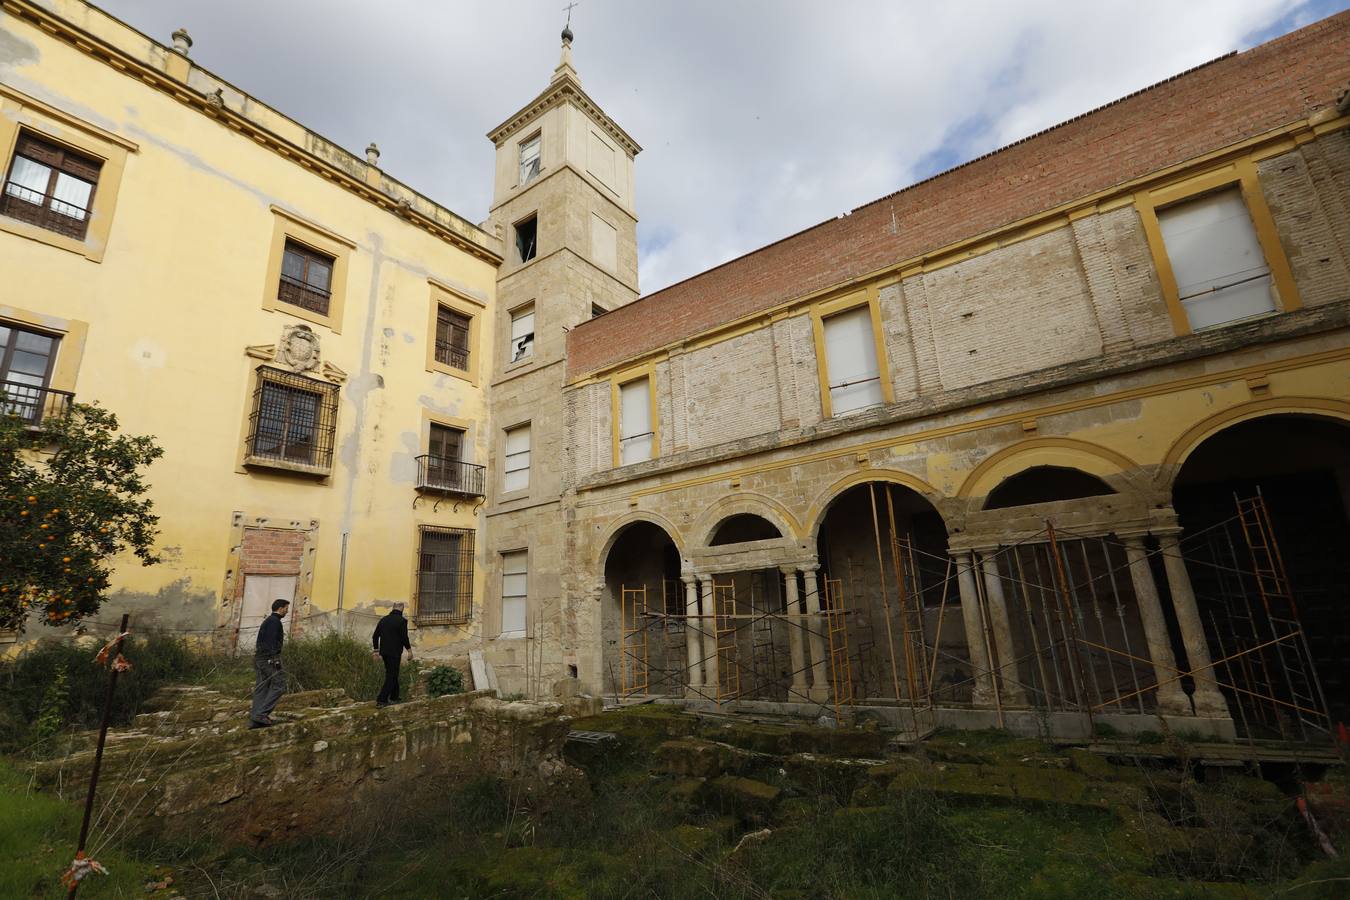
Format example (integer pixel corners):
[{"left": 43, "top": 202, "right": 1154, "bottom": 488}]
[
  {"left": 617, "top": 376, "right": 654, "bottom": 465},
  {"left": 822, "top": 305, "right": 884, "bottom": 416},
  {"left": 509, "top": 304, "right": 535, "bottom": 364},
  {"left": 518, "top": 133, "right": 541, "bottom": 187},
  {"left": 503, "top": 422, "right": 531, "bottom": 494},
  {"left": 500, "top": 549, "right": 528, "bottom": 638}
]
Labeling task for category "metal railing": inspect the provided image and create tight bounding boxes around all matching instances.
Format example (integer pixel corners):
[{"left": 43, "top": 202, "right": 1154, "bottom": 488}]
[
  {"left": 0, "top": 379, "right": 74, "bottom": 426},
  {"left": 277, "top": 273, "right": 332, "bottom": 315},
  {"left": 415, "top": 454, "right": 486, "bottom": 497},
  {"left": 434, "top": 340, "right": 469, "bottom": 370},
  {"left": 2, "top": 182, "right": 90, "bottom": 239}
]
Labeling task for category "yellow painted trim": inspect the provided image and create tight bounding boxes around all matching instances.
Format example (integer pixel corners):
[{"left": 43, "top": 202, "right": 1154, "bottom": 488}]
[
  {"left": 803, "top": 469, "right": 944, "bottom": 540},
  {"left": 0, "top": 93, "right": 133, "bottom": 263},
  {"left": 597, "top": 344, "right": 1350, "bottom": 503},
  {"left": 809, "top": 287, "right": 894, "bottom": 420},
  {"left": 1160, "top": 396, "right": 1350, "bottom": 472},
  {"left": 1134, "top": 158, "right": 1302, "bottom": 337},
  {"left": 425, "top": 284, "right": 481, "bottom": 386},
  {"left": 610, "top": 362, "right": 659, "bottom": 468},
  {"left": 260, "top": 209, "right": 352, "bottom": 333},
  {"left": 0, "top": 306, "right": 88, "bottom": 395},
  {"left": 691, "top": 491, "right": 804, "bottom": 546},
  {"left": 957, "top": 437, "right": 1139, "bottom": 499},
  {"left": 568, "top": 114, "right": 1350, "bottom": 385}
]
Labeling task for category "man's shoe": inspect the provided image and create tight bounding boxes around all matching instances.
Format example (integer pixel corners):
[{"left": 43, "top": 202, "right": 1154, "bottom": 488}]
[
  {"left": 248, "top": 719, "right": 274, "bottom": 729},
  {"left": 376, "top": 701, "right": 389, "bottom": 708}
]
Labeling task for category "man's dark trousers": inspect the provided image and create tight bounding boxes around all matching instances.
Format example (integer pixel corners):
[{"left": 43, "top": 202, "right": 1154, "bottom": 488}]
[{"left": 377, "top": 654, "right": 401, "bottom": 704}]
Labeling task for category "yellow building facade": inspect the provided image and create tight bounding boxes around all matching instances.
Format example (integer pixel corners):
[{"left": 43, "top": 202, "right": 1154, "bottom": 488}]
[{"left": 1, "top": 0, "right": 501, "bottom": 652}]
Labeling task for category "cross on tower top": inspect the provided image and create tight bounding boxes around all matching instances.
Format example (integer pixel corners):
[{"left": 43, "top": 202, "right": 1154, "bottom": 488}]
[{"left": 563, "top": 2, "right": 579, "bottom": 26}]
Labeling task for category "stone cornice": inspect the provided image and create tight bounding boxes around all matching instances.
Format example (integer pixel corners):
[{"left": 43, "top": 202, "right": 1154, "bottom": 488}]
[{"left": 487, "top": 72, "right": 641, "bottom": 156}]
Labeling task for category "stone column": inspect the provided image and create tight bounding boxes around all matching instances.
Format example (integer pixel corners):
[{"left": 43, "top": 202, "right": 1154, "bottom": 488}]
[
  {"left": 955, "top": 552, "right": 995, "bottom": 706},
  {"left": 978, "top": 551, "right": 1027, "bottom": 706},
  {"left": 698, "top": 574, "right": 720, "bottom": 700},
  {"left": 781, "top": 567, "right": 808, "bottom": 701},
  {"left": 1120, "top": 536, "right": 1191, "bottom": 715},
  {"left": 1157, "top": 531, "right": 1230, "bottom": 718},
  {"left": 682, "top": 576, "right": 703, "bottom": 697},
  {"left": 801, "top": 565, "right": 831, "bottom": 703}
]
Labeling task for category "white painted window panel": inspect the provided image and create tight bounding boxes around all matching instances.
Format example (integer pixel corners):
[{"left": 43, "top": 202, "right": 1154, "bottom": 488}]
[
  {"left": 823, "top": 306, "right": 883, "bottom": 414},
  {"left": 518, "top": 135, "right": 541, "bottom": 186},
  {"left": 504, "top": 424, "right": 530, "bottom": 492},
  {"left": 501, "top": 550, "right": 528, "bottom": 635},
  {"left": 510, "top": 307, "right": 535, "bottom": 361},
  {"left": 619, "top": 377, "right": 653, "bottom": 464},
  {"left": 1158, "top": 188, "right": 1275, "bottom": 330}
]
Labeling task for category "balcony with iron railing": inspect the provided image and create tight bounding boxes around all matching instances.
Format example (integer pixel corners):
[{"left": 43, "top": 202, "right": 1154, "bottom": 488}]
[
  {"left": 415, "top": 455, "right": 486, "bottom": 497},
  {"left": 277, "top": 273, "right": 332, "bottom": 315},
  {"left": 2, "top": 182, "right": 90, "bottom": 239},
  {"left": 1, "top": 379, "right": 74, "bottom": 427},
  {"left": 434, "top": 339, "right": 469, "bottom": 371}
]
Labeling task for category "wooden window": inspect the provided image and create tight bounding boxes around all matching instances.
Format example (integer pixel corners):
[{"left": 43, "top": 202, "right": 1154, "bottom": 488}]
[
  {"left": 509, "top": 305, "right": 535, "bottom": 363},
  {"left": 415, "top": 526, "right": 474, "bottom": 625},
  {"left": 503, "top": 423, "right": 530, "bottom": 493},
  {"left": 515, "top": 214, "right": 537, "bottom": 264},
  {"left": 429, "top": 422, "right": 464, "bottom": 464},
  {"left": 278, "top": 240, "right": 335, "bottom": 316},
  {"left": 822, "top": 306, "right": 883, "bottom": 415},
  {"left": 245, "top": 367, "right": 338, "bottom": 472},
  {"left": 1156, "top": 188, "right": 1276, "bottom": 330},
  {"left": 501, "top": 550, "right": 528, "bottom": 636},
  {"left": 518, "top": 133, "right": 541, "bottom": 186},
  {"left": 1, "top": 132, "right": 102, "bottom": 240},
  {"left": 618, "top": 376, "right": 654, "bottom": 464},
  {"left": 435, "top": 305, "right": 471, "bottom": 370},
  {"left": 0, "top": 322, "right": 61, "bottom": 425}
]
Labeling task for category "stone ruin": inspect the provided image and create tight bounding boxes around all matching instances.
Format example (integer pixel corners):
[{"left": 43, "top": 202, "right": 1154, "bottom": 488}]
[{"left": 32, "top": 686, "right": 585, "bottom": 846}]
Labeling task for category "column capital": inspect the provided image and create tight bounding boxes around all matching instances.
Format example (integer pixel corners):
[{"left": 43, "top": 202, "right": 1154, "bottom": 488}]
[
  {"left": 800, "top": 563, "right": 820, "bottom": 574},
  {"left": 779, "top": 564, "right": 799, "bottom": 576}
]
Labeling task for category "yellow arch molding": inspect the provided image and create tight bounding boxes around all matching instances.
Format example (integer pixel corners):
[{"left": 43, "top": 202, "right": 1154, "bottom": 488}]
[
  {"left": 804, "top": 469, "right": 945, "bottom": 542},
  {"left": 1160, "top": 396, "right": 1350, "bottom": 474},
  {"left": 594, "top": 510, "right": 687, "bottom": 569},
  {"left": 692, "top": 492, "right": 804, "bottom": 547},
  {"left": 957, "top": 437, "right": 1138, "bottom": 499}
]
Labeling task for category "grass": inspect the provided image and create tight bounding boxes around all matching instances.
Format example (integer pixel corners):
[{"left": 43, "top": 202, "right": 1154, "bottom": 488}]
[{"left": 0, "top": 758, "right": 153, "bottom": 899}]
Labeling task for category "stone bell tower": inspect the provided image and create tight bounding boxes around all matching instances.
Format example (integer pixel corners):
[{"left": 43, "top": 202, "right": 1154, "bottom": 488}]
[{"left": 480, "top": 23, "right": 641, "bottom": 693}]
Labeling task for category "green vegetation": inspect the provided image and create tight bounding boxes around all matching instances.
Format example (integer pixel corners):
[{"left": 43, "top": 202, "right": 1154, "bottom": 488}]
[
  {"left": 424, "top": 663, "right": 464, "bottom": 697},
  {"left": 0, "top": 402, "right": 162, "bottom": 630},
  {"left": 0, "top": 758, "right": 152, "bottom": 898}
]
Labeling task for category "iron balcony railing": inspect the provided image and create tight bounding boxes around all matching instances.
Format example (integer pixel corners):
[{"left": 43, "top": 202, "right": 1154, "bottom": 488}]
[
  {"left": 2, "top": 182, "right": 90, "bottom": 239},
  {"left": 434, "top": 339, "right": 469, "bottom": 370},
  {"left": 277, "top": 273, "right": 332, "bottom": 315},
  {"left": 0, "top": 379, "right": 74, "bottom": 426},
  {"left": 415, "top": 454, "right": 486, "bottom": 497}
]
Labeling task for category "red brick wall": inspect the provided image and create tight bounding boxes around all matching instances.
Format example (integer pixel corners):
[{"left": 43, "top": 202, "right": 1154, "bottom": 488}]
[
  {"left": 567, "top": 11, "right": 1350, "bottom": 379},
  {"left": 233, "top": 528, "right": 306, "bottom": 598}
]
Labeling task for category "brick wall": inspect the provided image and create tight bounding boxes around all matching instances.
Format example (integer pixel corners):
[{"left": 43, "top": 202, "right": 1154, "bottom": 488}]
[
  {"left": 566, "top": 12, "right": 1350, "bottom": 379},
  {"left": 1260, "top": 149, "right": 1350, "bottom": 309},
  {"left": 682, "top": 327, "right": 780, "bottom": 449}
]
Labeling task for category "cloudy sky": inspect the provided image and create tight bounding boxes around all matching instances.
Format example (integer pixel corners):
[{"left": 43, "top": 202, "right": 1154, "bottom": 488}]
[{"left": 100, "top": 0, "right": 1347, "bottom": 294}]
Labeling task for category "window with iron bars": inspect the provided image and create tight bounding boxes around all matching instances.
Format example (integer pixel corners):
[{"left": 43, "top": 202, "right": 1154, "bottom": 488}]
[
  {"left": 434, "top": 305, "right": 471, "bottom": 370},
  {"left": 415, "top": 526, "right": 475, "bottom": 625},
  {"left": 2, "top": 132, "right": 102, "bottom": 240},
  {"left": 245, "top": 366, "right": 338, "bottom": 473},
  {"left": 278, "top": 239, "right": 334, "bottom": 316}
]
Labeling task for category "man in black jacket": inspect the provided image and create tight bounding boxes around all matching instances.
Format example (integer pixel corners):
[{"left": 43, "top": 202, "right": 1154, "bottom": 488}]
[
  {"left": 249, "top": 598, "right": 289, "bottom": 728},
  {"left": 372, "top": 602, "right": 413, "bottom": 706}
]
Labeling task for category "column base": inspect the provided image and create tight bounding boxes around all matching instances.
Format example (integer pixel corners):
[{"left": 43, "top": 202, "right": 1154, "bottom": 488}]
[
  {"left": 971, "top": 687, "right": 996, "bottom": 708},
  {"left": 808, "top": 686, "right": 832, "bottom": 704},
  {"left": 684, "top": 684, "right": 706, "bottom": 701},
  {"left": 1156, "top": 691, "right": 1194, "bottom": 717},
  {"left": 1191, "top": 690, "right": 1231, "bottom": 719}
]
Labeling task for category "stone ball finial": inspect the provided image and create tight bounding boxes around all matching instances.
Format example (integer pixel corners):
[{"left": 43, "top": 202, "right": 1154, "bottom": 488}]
[
  {"left": 171, "top": 28, "right": 193, "bottom": 56},
  {"left": 562, "top": 24, "right": 573, "bottom": 45},
  {"left": 365, "top": 142, "right": 380, "bottom": 166}
]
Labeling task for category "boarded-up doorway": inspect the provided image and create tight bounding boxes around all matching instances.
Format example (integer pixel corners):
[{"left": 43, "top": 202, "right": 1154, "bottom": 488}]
[{"left": 237, "top": 575, "right": 296, "bottom": 652}]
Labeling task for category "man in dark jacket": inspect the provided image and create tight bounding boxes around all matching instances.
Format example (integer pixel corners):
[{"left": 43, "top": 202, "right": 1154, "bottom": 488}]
[
  {"left": 250, "top": 598, "right": 289, "bottom": 728},
  {"left": 372, "top": 602, "right": 413, "bottom": 706}
]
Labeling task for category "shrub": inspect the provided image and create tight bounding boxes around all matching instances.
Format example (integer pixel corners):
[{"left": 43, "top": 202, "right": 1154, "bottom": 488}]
[
  {"left": 283, "top": 632, "right": 416, "bottom": 702},
  {"left": 425, "top": 665, "right": 464, "bottom": 697}
]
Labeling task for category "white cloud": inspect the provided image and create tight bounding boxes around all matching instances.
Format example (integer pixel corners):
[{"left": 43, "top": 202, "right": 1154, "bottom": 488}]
[{"left": 97, "top": 0, "right": 1328, "bottom": 293}]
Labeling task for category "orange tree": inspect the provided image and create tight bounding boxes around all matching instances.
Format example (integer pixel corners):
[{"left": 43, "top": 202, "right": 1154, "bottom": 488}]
[{"left": 0, "top": 403, "right": 162, "bottom": 631}]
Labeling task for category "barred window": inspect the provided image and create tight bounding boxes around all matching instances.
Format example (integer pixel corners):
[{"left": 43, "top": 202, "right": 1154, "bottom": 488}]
[
  {"left": 435, "top": 305, "right": 470, "bottom": 370},
  {"left": 278, "top": 239, "right": 334, "bottom": 316},
  {"left": 245, "top": 367, "right": 338, "bottom": 472},
  {"left": 416, "top": 526, "right": 475, "bottom": 625},
  {"left": 2, "top": 132, "right": 102, "bottom": 240}
]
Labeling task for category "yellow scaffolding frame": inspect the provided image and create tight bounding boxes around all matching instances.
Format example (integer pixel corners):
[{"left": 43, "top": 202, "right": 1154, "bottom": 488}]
[
  {"left": 620, "top": 584, "right": 648, "bottom": 696},
  {"left": 714, "top": 577, "right": 741, "bottom": 702}
]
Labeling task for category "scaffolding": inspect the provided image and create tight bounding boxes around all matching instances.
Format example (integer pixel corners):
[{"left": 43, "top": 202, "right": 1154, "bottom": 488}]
[{"left": 609, "top": 491, "right": 1333, "bottom": 747}]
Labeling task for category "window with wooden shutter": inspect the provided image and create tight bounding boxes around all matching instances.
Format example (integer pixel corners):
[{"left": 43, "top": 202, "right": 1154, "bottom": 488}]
[
  {"left": 822, "top": 306, "right": 883, "bottom": 415},
  {"left": 618, "top": 376, "right": 654, "bottom": 465},
  {"left": 278, "top": 240, "right": 335, "bottom": 316},
  {"left": 1, "top": 132, "right": 102, "bottom": 239},
  {"left": 1157, "top": 188, "right": 1277, "bottom": 330},
  {"left": 0, "top": 323, "right": 62, "bottom": 425},
  {"left": 435, "top": 306, "right": 471, "bottom": 370},
  {"left": 501, "top": 550, "right": 528, "bottom": 635},
  {"left": 509, "top": 305, "right": 535, "bottom": 363},
  {"left": 503, "top": 423, "right": 530, "bottom": 493}
]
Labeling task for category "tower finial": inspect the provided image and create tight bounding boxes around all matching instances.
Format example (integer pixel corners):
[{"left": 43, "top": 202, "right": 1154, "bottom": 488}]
[
  {"left": 562, "top": 2, "right": 577, "bottom": 44},
  {"left": 553, "top": 2, "right": 580, "bottom": 84}
]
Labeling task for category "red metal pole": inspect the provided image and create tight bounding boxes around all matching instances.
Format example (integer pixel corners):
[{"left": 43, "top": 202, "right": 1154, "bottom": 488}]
[{"left": 68, "top": 612, "right": 130, "bottom": 899}]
